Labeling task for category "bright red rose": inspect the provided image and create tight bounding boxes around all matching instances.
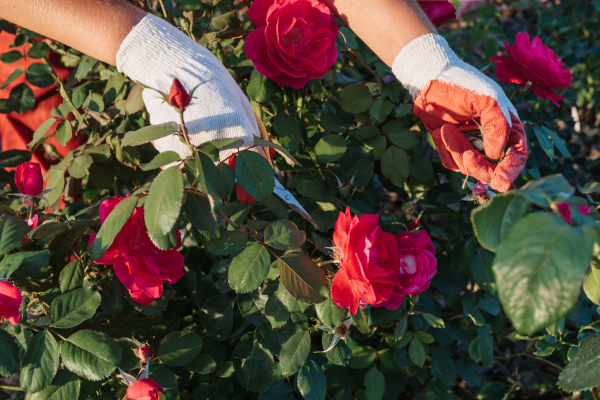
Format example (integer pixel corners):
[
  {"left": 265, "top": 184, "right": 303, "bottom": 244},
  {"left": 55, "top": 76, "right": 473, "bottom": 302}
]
[
  {"left": 417, "top": 0, "right": 456, "bottom": 27},
  {"left": 331, "top": 208, "right": 400, "bottom": 315},
  {"left": 137, "top": 345, "right": 153, "bottom": 362},
  {"left": 490, "top": 32, "right": 573, "bottom": 106},
  {"left": 15, "top": 162, "right": 43, "bottom": 196},
  {"left": 557, "top": 203, "right": 592, "bottom": 225},
  {"left": 88, "top": 197, "right": 185, "bottom": 305},
  {"left": 168, "top": 78, "right": 191, "bottom": 111},
  {"left": 381, "top": 231, "right": 437, "bottom": 309},
  {"left": 0, "top": 281, "right": 22, "bottom": 325},
  {"left": 245, "top": 0, "right": 339, "bottom": 89},
  {"left": 126, "top": 378, "right": 164, "bottom": 400}
]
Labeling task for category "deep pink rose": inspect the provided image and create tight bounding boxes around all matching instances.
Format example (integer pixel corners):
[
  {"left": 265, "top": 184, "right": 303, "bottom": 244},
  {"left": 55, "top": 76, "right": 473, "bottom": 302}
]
[
  {"left": 557, "top": 203, "right": 592, "bottom": 225},
  {"left": 490, "top": 32, "right": 573, "bottom": 106},
  {"left": 331, "top": 208, "right": 400, "bottom": 315},
  {"left": 88, "top": 197, "right": 185, "bottom": 305},
  {"left": 0, "top": 281, "right": 22, "bottom": 325},
  {"left": 126, "top": 379, "right": 164, "bottom": 400},
  {"left": 417, "top": 0, "right": 456, "bottom": 27},
  {"left": 137, "top": 345, "right": 153, "bottom": 362},
  {"left": 472, "top": 181, "right": 488, "bottom": 196},
  {"left": 15, "top": 162, "right": 43, "bottom": 196},
  {"left": 245, "top": 0, "right": 339, "bottom": 89}
]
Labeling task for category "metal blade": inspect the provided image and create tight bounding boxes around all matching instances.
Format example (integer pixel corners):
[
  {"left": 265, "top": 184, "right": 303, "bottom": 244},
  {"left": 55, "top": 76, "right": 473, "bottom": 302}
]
[{"left": 273, "top": 178, "right": 319, "bottom": 229}]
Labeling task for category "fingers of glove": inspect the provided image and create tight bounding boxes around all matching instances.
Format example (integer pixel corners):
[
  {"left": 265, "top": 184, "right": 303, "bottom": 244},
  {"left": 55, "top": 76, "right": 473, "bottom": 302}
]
[
  {"left": 431, "top": 127, "right": 460, "bottom": 172},
  {"left": 462, "top": 150, "right": 495, "bottom": 185},
  {"left": 490, "top": 112, "right": 528, "bottom": 192},
  {"left": 440, "top": 123, "right": 478, "bottom": 175},
  {"left": 480, "top": 102, "right": 512, "bottom": 160}
]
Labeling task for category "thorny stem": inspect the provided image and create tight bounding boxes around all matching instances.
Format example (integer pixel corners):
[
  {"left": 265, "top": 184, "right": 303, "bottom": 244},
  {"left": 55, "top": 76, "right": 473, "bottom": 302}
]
[
  {"left": 509, "top": 83, "right": 522, "bottom": 102},
  {"left": 158, "top": 0, "right": 170, "bottom": 22},
  {"left": 317, "top": 260, "right": 339, "bottom": 267},
  {"left": 179, "top": 111, "right": 192, "bottom": 148},
  {"left": 592, "top": 388, "right": 598, "bottom": 400},
  {"left": 203, "top": 6, "right": 215, "bottom": 37}
]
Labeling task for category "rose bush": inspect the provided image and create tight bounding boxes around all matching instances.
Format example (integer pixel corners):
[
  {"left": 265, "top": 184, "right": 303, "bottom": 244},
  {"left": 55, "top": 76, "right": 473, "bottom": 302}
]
[{"left": 0, "top": 1, "right": 599, "bottom": 399}]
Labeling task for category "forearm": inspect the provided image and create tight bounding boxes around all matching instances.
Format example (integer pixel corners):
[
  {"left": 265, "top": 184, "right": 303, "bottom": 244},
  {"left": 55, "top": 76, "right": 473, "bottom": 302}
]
[
  {"left": 321, "top": 0, "right": 436, "bottom": 66},
  {"left": 0, "top": 0, "right": 146, "bottom": 66}
]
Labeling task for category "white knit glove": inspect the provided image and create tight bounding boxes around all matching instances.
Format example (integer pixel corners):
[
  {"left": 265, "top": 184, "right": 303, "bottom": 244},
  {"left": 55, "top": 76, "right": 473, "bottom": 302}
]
[
  {"left": 392, "top": 34, "right": 527, "bottom": 192},
  {"left": 116, "top": 13, "right": 260, "bottom": 161}
]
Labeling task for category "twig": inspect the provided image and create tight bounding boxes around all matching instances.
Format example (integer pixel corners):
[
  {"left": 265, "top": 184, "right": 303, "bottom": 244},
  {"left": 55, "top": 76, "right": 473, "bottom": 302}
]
[
  {"left": 0, "top": 385, "right": 22, "bottom": 391},
  {"left": 158, "top": 0, "right": 169, "bottom": 22},
  {"left": 203, "top": 5, "right": 215, "bottom": 37},
  {"left": 509, "top": 83, "right": 522, "bottom": 102}
]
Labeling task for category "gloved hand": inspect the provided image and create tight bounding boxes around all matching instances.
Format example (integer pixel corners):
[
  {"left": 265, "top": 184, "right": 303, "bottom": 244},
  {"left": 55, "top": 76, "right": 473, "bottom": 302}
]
[
  {"left": 392, "top": 34, "right": 527, "bottom": 192},
  {"left": 116, "top": 13, "right": 260, "bottom": 162}
]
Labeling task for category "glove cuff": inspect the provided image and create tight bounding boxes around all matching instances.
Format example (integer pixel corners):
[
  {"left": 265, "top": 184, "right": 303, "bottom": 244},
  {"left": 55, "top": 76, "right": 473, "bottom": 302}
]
[{"left": 391, "top": 33, "right": 460, "bottom": 97}]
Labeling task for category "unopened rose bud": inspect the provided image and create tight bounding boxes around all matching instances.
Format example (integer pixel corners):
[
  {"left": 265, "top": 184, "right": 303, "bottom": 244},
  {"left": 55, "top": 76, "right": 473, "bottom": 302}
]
[
  {"left": 169, "top": 78, "right": 191, "bottom": 111},
  {"left": 339, "top": 182, "right": 356, "bottom": 198},
  {"left": 137, "top": 345, "right": 153, "bottom": 362},
  {"left": 15, "top": 162, "right": 43, "bottom": 197},
  {"left": 408, "top": 219, "right": 419, "bottom": 231}
]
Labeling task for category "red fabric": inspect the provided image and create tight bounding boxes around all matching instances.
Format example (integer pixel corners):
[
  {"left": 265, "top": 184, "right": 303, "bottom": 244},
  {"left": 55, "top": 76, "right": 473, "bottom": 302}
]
[{"left": 0, "top": 31, "right": 86, "bottom": 174}]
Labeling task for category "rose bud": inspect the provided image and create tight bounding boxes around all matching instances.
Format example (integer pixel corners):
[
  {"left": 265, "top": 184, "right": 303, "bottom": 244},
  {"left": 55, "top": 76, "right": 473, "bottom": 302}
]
[
  {"left": 0, "top": 281, "right": 22, "bottom": 325},
  {"left": 408, "top": 219, "right": 420, "bottom": 231},
  {"left": 15, "top": 162, "right": 43, "bottom": 197},
  {"left": 137, "top": 345, "right": 153, "bottom": 362},
  {"left": 126, "top": 378, "right": 165, "bottom": 400},
  {"left": 168, "top": 78, "right": 191, "bottom": 111}
]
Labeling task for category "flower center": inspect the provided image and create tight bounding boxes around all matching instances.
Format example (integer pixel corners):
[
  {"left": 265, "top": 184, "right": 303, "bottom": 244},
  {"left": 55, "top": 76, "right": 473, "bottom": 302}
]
[
  {"left": 281, "top": 19, "right": 312, "bottom": 46},
  {"left": 399, "top": 254, "right": 417, "bottom": 275}
]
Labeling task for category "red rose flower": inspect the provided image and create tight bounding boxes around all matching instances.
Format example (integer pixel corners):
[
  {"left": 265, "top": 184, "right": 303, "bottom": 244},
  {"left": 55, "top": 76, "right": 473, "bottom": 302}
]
[
  {"left": 245, "top": 0, "right": 339, "bottom": 89},
  {"left": 137, "top": 345, "right": 153, "bottom": 362},
  {"left": 88, "top": 197, "right": 185, "bottom": 305},
  {"left": 126, "top": 378, "right": 164, "bottom": 400},
  {"left": 15, "top": 162, "right": 43, "bottom": 197},
  {"left": 557, "top": 203, "right": 592, "bottom": 225},
  {"left": 380, "top": 231, "right": 437, "bottom": 309},
  {"left": 417, "top": 0, "right": 456, "bottom": 27},
  {"left": 168, "top": 78, "right": 191, "bottom": 111},
  {"left": 490, "top": 32, "right": 573, "bottom": 106},
  {"left": 0, "top": 281, "right": 22, "bottom": 325},
  {"left": 331, "top": 208, "right": 401, "bottom": 315}
]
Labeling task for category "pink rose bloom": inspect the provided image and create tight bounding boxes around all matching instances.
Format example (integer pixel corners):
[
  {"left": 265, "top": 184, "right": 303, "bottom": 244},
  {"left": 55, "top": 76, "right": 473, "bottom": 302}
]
[
  {"left": 126, "top": 379, "right": 164, "bottom": 400},
  {"left": 88, "top": 197, "right": 185, "bottom": 305},
  {"left": 15, "top": 161, "right": 43, "bottom": 197},
  {"left": 417, "top": 0, "right": 456, "bottom": 27},
  {"left": 0, "top": 281, "right": 22, "bottom": 325},
  {"left": 490, "top": 32, "right": 573, "bottom": 106},
  {"left": 472, "top": 181, "right": 488, "bottom": 196},
  {"left": 245, "top": 0, "right": 339, "bottom": 89},
  {"left": 331, "top": 208, "right": 400, "bottom": 315},
  {"left": 138, "top": 345, "right": 153, "bottom": 362},
  {"left": 557, "top": 203, "right": 592, "bottom": 225}
]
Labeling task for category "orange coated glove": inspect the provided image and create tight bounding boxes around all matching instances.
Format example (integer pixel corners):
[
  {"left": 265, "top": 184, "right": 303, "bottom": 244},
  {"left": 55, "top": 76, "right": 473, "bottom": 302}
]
[{"left": 392, "top": 34, "right": 527, "bottom": 192}]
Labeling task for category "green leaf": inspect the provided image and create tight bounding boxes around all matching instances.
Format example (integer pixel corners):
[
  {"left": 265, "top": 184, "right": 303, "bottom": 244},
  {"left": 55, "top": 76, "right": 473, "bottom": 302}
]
[
  {"left": 584, "top": 266, "right": 600, "bottom": 305},
  {"left": 157, "top": 330, "right": 203, "bottom": 367},
  {"left": 518, "top": 174, "right": 574, "bottom": 207},
  {"left": 20, "top": 330, "right": 60, "bottom": 392},
  {"left": 235, "top": 150, "right": 274, "bottom": 202},
  {"left": 369, "top": 99, "right": 393, "bottom": 123},
  {"left": 67, "top": 155, "right": 93, "bottom": 179},
  {"left": 0, "top": 214, "right": 30, "bottom": 254},
  {"left": 28, "top": 118, "right": 56, "bottom": 147},
  {"left": 184, "top": 353, "right": 216, "bottom": 374},
  {"left": 26, "top": 371, "right": 80, "bottom": 400},
  {"left": 493, "top": 213, "right": 595, "bottom": 335},
  {"left": 232, "top": 333, "right": 274, "bottom": 392},
  {"left": 55, "top": 120, "right": 73, "bottom": 146},
  {"left": 9, "top": 83, "right": 35, "bottom": 114},
  {"left": 0, "top": 50, "right": 23, "bottom": 63},
  {"left": 471, "top": 249, "right": 497, "bottom": 294},
  {"left": 0, "top": 68, "right": 23, "bottom": 89},
  {"left": 265, "top": 293, "right": 290, "bottom": 329},
  {"left": 409, "top": 158, "right": 434, "bottom": 182},
  {"left": 388, "top": 128, "right": 419, "bottom": 149},
  {"left": 471, "top": 193, "right": 531, "bottom": 252},
  {"left": 338, "top": 83, "right": 373, "bottom": 114},
  {"left": 121, "top": 122, "right": 179, "bottom": 147},
  {"left": 477, "top": 323, "right": 494, "bottom": 366},
  {"left": 351, "top": 125, "right": 379, "bottom": 140},
  {"left": 199, "top": 296, "right": 234, "bottom": 341},
  {"left": 50, "top": 288, "right": 101, "bottom": 329},
  {"left": 8, "top": 250, "right": 51, "bottom": 279},
  {"left": 394, "top": 318, "right": 408, "bottom": 341},
  {"left": 315, "top": 134, "right": 347, "bottom": 163},
  {"left": 88, "top": 195, "right": 137, "bottom": 261},
  {"left": 349, "top": 346, "right": 376, "bottom": 369},
  {"left": 140, "top": 151, "right": 181, "bottom": 171},
  {"left": 580, "top": 182, "right": 600, "bottom": 194},
  {"left": 187, "top": 150, "right": 223, "bottom": 211},
  {"left": 206, "top": 231, "right": 247, "bottom": 255},
  {"left": 144, "top": 165, "right": 184, "bottom": 240},
  {"left": 61, "top": 330, "right": 122, "bottom": 381},
  {"left": 540, "top": 125, "right": 572, "bottom": 158},
  {"left": 335, "top": 146, "right": 374, "bottom": 189},
  {"left": 26, "top": 63, "right": 54, "bottom": 88},
  {"left": 280, "top": 330, "right": 311, "bottom": 376},
  {"left": 0, "top": 329, "right": 20, "bottom": 376},
  {"left": 253, "top": 136, "right": 301, "bottom": 167},
  {"left": 321, "top": 113, "right": 348, "bottom": 133},
  {"left": 186, "top": 192, "right": 220, "bottom": 238},
  {"left": 558, "top": 335, "right": 600, "bottom": 392},
  {"left": 381, "top": 146, "right": 409, "bottom": 187},
  {"left": 462, "top": 297, "right": 484, "bottom": 326},
  {"left": 408, "top": 338, "right": 426, "bottom": 367},
  {"left": 75, "top": 55, "right": 97, "bottom": 80},
  {"left": 421, "top": 313, "right": 445, "bottom": 328},
  {"left": 247, "top": 69, "right": 277, "bottom": 102},
  {"left": 364, "top": 367, "right": 385, "bottom": 400},
  {"left": 59, "top": 260, "right": 84, "bottom": 293},
  {"left": 125, "top": 83, "right": 145, "bottom": 115},
  {"left": 275, "top": 253, "right": 329, "bottom": 304},
  {"left": 114, "top": 338, "right": 140, "bottom": 371},
  {"left": 0, "top": 149, "right": 31, "bottom": 167},
  {"left": 264, "top": 220, "right": 306, "bottom": 250},
  {"left": 228, "top": 244, "right": 270, "bottom": 293},
  {"left": 430, "top": 347, "right": 456, "bottom": 386},
  {"left": 104, "top": 72, "right": 125, "bottom": 104},
  {"left": 296, "top": 359, "right": 326, "bottom": 400},
  {"left": 211, "top": 10, "right": 240, "bottom": 30},
  {"left": 394, "top": 103, "right": 413, "bottom": 118},
  {"left": 273, "top": 111, "right": 301, "bottom": 152},
  {"left": 315, "top": 296, "right": 348, "bottom": 329}
]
